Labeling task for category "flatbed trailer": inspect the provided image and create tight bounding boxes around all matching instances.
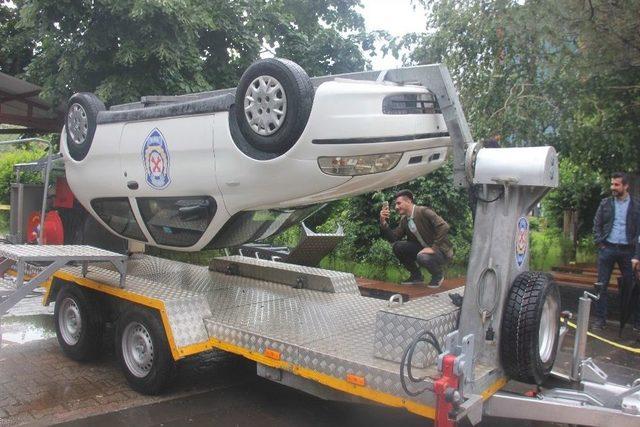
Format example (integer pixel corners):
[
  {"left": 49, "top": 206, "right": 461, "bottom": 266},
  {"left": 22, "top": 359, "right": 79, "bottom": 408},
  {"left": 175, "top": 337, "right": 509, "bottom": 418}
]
[
  {"left": 1, "top": 62, "right": 639, "bottom": 426},
  {"left": 40, "top": 254, "right": 483, "bottom": 419}
]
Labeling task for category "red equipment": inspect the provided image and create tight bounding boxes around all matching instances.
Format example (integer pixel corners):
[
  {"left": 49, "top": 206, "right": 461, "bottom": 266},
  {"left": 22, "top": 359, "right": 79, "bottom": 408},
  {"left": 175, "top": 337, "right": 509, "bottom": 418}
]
[
  {"left": 433, "top": 354, "right": 460, "bottom": 427},
  {"left": 25, "top": 210, "right": 64, "bottom": 245}
]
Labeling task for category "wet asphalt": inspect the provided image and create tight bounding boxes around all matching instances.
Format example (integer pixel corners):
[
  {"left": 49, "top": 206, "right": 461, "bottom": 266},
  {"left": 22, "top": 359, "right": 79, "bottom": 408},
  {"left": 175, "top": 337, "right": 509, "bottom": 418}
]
[
  {"left": 58, "top": 367, "right": 428, "bottom": 427},
  {"left": 2, "top": 288, "right": 638, "bottom": 426}
]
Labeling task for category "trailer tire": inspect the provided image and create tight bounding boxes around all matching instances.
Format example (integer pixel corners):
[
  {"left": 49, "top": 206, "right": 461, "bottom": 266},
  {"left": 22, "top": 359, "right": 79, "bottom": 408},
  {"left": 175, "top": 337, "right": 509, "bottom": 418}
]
[
  {"left": 116, "top": 308, "right": 174, "bottom": 395},
  {"left": 65, "top": 92, "right": 105, "bottom": 161},
  {"left": 54, "top": 285, "right": 104, "bottom": 361},
  {"left": 233, "top": 58, "right": 314, "bottom": 154},
  {"left": 500, "top": 271, "right": 560, "bottom": 385}
]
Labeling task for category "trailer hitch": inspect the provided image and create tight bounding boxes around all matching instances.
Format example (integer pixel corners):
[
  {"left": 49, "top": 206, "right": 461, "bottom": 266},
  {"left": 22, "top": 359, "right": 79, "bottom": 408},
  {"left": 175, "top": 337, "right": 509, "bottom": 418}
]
[
  {"left": 433, "top": 331, "right": 480, "bottom": 426},
  {"left": 434, "top": 354, "right": 460, "bottom": 427}
]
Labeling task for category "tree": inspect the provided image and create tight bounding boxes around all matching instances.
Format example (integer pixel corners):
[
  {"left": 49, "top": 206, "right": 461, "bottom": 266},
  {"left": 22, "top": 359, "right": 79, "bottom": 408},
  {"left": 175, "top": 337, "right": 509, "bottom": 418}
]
[
  {"left": 542, "top": 157, "right": 604, "bottom": 238},
  {"left": 385, "top": 0, "right": 639, "bottom": 241},
  {"left": 0, "top": 1, "right": 34, "bottom": 76},
  {"left": 0, "top": 0, "right": 375, "bottom": 107},
  {"left": 541, "top": 0, "right": 640, "bottom": 174},
  {"left": 390, "top": 0, "right": 639, "bottom": 173}
]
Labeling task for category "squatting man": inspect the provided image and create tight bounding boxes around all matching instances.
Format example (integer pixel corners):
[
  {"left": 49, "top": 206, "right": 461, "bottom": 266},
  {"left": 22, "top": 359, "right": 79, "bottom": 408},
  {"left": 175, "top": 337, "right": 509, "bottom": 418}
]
[{"left": 379, "top": 190, "right": 453, "bottom": 287}]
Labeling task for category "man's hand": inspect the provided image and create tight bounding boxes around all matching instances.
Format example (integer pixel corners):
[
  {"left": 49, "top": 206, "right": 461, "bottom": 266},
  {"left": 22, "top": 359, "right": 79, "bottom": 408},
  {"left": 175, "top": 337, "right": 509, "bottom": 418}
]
[
  {"left": 633, "top": 258, "right": 639, "bottom": 272},
  {"left": 419, "top": 247, "right": 435, "bottom": 255},
  {"left": 379, "top": 207, "right": 390, "bottom": 226}
]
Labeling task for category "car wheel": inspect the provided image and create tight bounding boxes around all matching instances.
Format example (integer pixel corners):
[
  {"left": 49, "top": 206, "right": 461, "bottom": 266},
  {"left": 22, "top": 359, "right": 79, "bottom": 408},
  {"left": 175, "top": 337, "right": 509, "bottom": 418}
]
[
  {"left": 233, "top": 58, "right": 314, "bottom": 154},
  {"left": 500, "top": 271, "right": 561, "bottom": 385},
  {"left": 116, "top": 308, "right": 174, "bottom": 395},
  {"left": 65, "top": 92, "right": 105, "bottom": 161},
  {"left": 54, "top": 285, "right": 103, "bottom": 361}
]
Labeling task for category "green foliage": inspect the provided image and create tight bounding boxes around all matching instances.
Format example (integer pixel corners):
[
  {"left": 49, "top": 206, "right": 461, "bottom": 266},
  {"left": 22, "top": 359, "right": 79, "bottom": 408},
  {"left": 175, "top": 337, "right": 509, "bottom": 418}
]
[
  {"left": 0, "top": 148, "right": 46, "bottom": 203},
  {"left": 271, "top": 224, "right": 302, "bottom": 248},
  {"left": 1, "top": 0, "right": 375, "bottom": 107},
  {"left": 387, "top": 0, "right": 639, "bottom": 241},
  {"left": 306, "top": 161, "right": 472, "bottom": 268},
  {"left": 395, "top": 0, "right": 640, "bottom": 174},
  {"left": 529, "top": 219, "right": 574, "bottom": 271},
  {"left": 530, "top": 229, "right": 562, "bottom": 271},
  {"left": 575, "top": 236, "right": 597, "bottom": 264},
  {"left": 0, "top": 2, "right": 33, "bottom": 76},
  {"left": 542, "top": 157, "right": 604, "bottom": 236},
  {"left": 0, "top": 210, "right": 8, "bottom": 235}
]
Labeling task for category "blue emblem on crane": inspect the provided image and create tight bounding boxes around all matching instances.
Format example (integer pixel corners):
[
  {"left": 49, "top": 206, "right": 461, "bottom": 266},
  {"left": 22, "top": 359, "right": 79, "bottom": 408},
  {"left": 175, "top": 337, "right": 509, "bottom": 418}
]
[{"left": 515, "top": 216, "right": 529, "bottom": 268}]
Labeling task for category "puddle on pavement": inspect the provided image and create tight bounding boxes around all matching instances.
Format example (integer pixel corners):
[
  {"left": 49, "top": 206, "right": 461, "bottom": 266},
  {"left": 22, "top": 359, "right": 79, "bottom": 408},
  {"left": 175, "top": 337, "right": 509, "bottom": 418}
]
[{"left": 0, "top": 314, "right": 56, "bottom": 346}]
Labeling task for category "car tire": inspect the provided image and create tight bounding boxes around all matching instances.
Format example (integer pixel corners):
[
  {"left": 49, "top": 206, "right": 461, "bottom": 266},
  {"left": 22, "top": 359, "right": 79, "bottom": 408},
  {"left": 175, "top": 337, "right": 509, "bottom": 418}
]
[
  {"left": 500, "top": 271, "right": 561, "bottom": 385},
  {"left": 65, "top": 92, "right": 105, "bottom": 161},
  {"left": 233, "top": 58, "right": 314, "bottom": 154},
  {"left": 115, "top": 308, "right": 174, "bottom": 395},
  {"left": 54, "top": 285, "right": 104, "bottom": 361}
]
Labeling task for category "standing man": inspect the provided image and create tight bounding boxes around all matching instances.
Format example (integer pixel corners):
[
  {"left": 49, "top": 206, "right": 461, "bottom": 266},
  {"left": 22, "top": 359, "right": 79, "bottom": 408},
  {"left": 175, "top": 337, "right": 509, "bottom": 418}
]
[
  {"left": 379, "top": 190, "right": 453, "bottom": 287},
  {"left": 633, "top": 231, "right": 640, "bottom": 332},
  {"left": 592, "top": 172, "right": 640, "bottom": 329}
]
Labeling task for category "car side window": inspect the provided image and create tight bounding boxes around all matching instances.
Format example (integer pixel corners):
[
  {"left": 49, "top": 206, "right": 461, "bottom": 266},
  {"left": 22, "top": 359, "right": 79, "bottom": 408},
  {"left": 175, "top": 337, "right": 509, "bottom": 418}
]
[
  {"left": 137, "top": 197, "right": 216, "bottom": 247},
  {"left": 90, "top": 198, "right": 147, "bottom": 242}
]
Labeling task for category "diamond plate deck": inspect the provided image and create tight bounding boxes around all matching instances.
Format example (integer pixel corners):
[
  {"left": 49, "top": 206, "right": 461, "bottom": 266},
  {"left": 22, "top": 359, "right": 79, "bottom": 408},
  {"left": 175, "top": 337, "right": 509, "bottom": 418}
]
[
  {"left": 210, "top": 256, "right": 360, "bottom": 294},
  {"left": 0, "top": 244, "right": 128, "bottom": 317},
  {"left": 53, "top": 255, "right": 473, "bottom": 408},
  {"left": 0, "top": 244, "right": 126, "bottom": 261},
  {"left": 373, "top": 286, "right": 466, "bottom": 368}
]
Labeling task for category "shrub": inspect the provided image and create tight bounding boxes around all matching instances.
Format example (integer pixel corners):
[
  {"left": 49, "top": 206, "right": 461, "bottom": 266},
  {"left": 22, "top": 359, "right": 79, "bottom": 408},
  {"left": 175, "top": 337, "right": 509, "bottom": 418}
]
[
  {"left": 529, "top": 218, "right": 574, "bottom": 271},
  {"left": 0, "top": 148, "right": 46, "bottom": 203}
]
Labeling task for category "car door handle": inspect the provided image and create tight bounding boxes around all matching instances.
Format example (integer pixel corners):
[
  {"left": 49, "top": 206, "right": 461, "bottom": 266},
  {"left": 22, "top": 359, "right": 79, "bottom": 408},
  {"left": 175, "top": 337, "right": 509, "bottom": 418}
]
[{"left": 127, "top": 181, "right": 139, "bottom": 190}]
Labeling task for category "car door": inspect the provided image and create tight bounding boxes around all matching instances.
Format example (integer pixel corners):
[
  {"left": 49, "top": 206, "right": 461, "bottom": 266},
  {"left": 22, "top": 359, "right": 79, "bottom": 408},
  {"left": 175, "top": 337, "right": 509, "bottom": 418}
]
[{"left": 118, "top": 115, "right": 223, "bottom": 247}]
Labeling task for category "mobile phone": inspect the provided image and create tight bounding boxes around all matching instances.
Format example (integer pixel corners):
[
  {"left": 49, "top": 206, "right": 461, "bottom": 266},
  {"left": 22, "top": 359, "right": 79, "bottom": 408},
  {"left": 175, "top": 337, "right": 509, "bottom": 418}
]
[{"left": 382, "top": 201, "right": 389, "bottom": 210}]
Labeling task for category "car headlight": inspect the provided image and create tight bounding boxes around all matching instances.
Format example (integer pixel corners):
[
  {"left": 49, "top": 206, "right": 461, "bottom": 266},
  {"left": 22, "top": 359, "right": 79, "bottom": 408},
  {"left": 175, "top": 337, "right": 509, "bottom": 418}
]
[{"left": 318, "top": 153, "right": 402, "bottom": 176}]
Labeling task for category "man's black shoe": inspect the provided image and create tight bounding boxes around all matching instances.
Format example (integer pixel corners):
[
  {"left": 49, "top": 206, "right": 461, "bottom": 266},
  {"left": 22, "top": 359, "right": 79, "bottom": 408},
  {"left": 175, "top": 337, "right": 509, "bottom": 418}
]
[
  {"left": 401, "top": 274, "right": 424, "bottom": 285},
  {"left": 427, "top": 276, "right": 444, "bottom": 289}
]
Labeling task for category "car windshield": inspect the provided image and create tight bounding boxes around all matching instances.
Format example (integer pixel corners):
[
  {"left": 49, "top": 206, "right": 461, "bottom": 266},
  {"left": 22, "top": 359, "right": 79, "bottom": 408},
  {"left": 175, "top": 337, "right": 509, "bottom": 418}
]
[{"left": 207, "top": 205, "right": 323, "bottom": 249}]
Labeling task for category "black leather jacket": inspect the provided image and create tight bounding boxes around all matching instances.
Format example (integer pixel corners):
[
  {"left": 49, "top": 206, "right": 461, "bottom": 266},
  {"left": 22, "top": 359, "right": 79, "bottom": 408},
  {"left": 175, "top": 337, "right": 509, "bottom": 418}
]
[{"left": 593, "top": 196, "right": 639, "bottom": 246}]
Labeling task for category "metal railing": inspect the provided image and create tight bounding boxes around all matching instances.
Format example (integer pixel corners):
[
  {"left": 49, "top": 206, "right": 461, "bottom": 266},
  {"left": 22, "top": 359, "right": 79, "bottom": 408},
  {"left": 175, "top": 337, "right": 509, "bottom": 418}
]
[{"left": 0, "top": 137, "right": 55, "bottom": 245}]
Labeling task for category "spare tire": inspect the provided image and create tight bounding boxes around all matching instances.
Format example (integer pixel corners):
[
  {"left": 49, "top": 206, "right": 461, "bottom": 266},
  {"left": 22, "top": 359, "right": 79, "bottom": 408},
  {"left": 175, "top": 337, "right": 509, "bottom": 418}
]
[
  {"left": 500, "top": 271, "right": 560, "bottom": 385},
  {"left": 233, "top": 58, "right": 314, "bottom": 154},
  {"left": 65, "top": 92, "right": 105, "bottom": 161}
]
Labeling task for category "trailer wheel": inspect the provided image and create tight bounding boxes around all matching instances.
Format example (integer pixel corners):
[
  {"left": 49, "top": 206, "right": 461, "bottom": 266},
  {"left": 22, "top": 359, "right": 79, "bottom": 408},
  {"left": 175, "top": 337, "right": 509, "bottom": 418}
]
[
  {"left": 233, "top": 58, "right": 314, "bottom": 154},
  {"left": 65, "top": 92, "right": 105, "bottom": 161},
  {"left": 54, "top": 285, "right": 103, "bottom": 361},
  {"left": 500, "top": 271, "right": 560, "bottom": 385},
  {"left": 116, "top": 308, "right": 174, "bottom": 395}
]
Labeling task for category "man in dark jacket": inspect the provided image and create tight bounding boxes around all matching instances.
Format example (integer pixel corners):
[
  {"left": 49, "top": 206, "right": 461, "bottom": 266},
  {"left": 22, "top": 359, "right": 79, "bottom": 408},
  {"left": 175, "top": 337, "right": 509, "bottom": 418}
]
[
  {"left": 592, "top": 172, "right": 640, "bottom": 329},
  {"left": 633, "top": 232, "right": 640, "bottom": 331},
  {"left": 380, "top": 190, "right": 453, "bottom": 287}
]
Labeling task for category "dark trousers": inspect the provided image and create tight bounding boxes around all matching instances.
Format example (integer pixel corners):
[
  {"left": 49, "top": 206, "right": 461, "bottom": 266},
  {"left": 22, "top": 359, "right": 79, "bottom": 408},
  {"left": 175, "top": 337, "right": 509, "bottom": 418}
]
[
  {"left": 595, "top": 244, "right": 635, "bottom": 320},
  {"left": 392, "top": 240, "right": 448, "bottom": 279}
]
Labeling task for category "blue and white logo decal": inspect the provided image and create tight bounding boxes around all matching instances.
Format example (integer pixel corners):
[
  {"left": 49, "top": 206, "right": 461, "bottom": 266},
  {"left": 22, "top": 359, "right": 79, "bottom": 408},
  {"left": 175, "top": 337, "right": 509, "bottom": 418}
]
[
  {"left": 142, "top": 128, "right": 171, "bottom": 190},
  {"left": 515, "top": 216, "right": 529, "bottom": 268}
]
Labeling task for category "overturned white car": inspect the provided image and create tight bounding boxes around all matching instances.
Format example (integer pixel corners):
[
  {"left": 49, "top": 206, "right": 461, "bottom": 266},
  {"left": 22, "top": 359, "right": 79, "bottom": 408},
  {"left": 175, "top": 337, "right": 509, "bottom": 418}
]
[{"left": 61, "top": 58, "right": 450, "bottom": 251}]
